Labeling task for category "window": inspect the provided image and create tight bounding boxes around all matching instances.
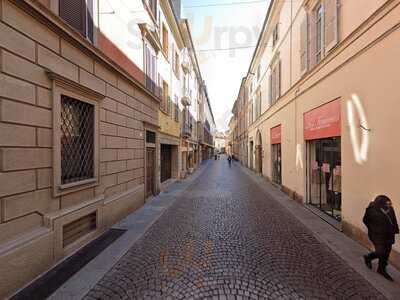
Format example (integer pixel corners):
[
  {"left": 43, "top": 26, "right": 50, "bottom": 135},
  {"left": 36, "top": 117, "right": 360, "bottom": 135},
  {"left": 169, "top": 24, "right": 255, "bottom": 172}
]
[
  {"left": 255, "top": 90, "right": 262, "bottom": 119},
  {"left": 160, "top": 80, "right": 169, "bottom": 113},
  {"left": 316, "top": 5, "right": 324, "bottom": 63},
  {"left": 162, "top": 24, "right": 169, "bottom": 58},
  {"left": 48, "top": 72, "right": 101, "bottom": 197},
  {"left": 146, "top": 130, "right": 156, "bottom": 144},
  {"left": 175, "top": 51, "right": 180, "bottom": 78},
  {"left": 269, "top": 59, "right": 281, "bottom": 105},
  {"left": 272, "top": 23, "right": 279, "bottom": 47},
  {"left": 300, "top": 16, "right": 308, "bottom": 74},
  {"left": 144, "top": 43, "right": 157, "bottom": 94},
  {"left": 148, "top": 0, "right": 157, "bottom": 20},
  {"left": 59, "top": 0, "right": 94, "bottom": 42},
  {"left": 174, "top": 95, "right": 179, "bottom": 122},
  {"left": 61, "top": 95, "right": 95, "bottom": 184}
]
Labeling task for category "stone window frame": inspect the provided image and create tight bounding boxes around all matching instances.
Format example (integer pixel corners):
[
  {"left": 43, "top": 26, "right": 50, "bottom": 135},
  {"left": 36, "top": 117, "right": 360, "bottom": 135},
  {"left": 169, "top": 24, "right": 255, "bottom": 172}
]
[{"left": 48, "top": 71, "right": 105, "bottom": 197}]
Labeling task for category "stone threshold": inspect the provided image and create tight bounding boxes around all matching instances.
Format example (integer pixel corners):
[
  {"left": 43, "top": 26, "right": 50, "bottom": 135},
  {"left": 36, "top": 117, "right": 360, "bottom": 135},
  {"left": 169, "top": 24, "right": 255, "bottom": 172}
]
[
  {"left": 237, "top": 161, "right": 400, "bottom": 300},
  {"left": 48, "top": 161, "right": 211, "bottom": 300}
]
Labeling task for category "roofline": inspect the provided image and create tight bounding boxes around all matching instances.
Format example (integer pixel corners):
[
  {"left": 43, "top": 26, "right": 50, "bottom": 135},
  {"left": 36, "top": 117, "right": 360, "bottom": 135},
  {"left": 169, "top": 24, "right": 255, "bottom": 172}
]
[
  {"left": 245, "top": 0, "right": 275, "bottom": 83},
  {"left": 181, "top": 19, "right": 216, "bottom": 125}
]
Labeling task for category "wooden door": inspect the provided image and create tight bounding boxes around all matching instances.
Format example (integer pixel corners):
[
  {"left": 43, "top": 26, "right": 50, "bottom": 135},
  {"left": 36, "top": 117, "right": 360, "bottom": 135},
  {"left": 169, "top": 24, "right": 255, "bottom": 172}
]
[
  {"left": 160, "top": 145, "right": 172, "bottom": 183},
  {"left": 146, "top": 147, "right": 155, "bottom": 198}
]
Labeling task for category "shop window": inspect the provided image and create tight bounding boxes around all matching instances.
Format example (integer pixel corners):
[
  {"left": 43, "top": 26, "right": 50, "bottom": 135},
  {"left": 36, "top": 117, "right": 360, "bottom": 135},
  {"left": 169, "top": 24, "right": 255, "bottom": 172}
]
[{"left": 307, "top": 137, "right": 341, "bottom": 221}]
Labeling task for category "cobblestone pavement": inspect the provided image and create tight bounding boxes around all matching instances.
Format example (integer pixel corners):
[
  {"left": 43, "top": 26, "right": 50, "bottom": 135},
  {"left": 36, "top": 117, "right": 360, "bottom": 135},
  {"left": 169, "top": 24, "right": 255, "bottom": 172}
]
[{"left": 85, "top": 159, "right": 385, "bottom": 300}]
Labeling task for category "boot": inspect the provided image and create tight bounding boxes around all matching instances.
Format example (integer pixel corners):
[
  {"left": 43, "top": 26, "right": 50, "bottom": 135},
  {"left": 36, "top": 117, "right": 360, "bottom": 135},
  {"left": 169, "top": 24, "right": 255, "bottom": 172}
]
[
  {"left": 377, "top": 266, "right": 394, "bottom": 281},
  {"left": 363, "top": 255, "right": 372, "bottom": 269}
]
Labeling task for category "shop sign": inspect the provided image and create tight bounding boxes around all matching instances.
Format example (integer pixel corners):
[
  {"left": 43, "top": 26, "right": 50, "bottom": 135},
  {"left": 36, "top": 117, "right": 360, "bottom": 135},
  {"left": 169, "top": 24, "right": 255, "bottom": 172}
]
[
  {"left": 304, "top": 100, "right": 341, "bottom": 140},
  {"left": 270, "top": 125, "right": 281, "bottom": 145}
]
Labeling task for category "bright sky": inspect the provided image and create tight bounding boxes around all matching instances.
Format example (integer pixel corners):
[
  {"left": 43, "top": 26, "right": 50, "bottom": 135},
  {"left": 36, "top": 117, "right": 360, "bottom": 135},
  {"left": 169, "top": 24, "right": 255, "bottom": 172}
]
[{"left": 182, "top": 0, "right": 270, "bottom": 132}]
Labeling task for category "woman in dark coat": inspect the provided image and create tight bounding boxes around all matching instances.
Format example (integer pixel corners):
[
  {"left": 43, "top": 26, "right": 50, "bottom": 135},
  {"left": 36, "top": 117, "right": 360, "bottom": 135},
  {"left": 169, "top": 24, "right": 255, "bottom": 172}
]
[{"left": 363, "top": 195, "right": 399, "bottom": 281}]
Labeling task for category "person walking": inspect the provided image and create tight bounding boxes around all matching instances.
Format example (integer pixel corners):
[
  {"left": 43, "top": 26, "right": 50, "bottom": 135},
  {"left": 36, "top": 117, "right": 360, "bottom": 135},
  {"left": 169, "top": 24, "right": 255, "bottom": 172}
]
[
  {"left": 227, "top": 155, "right": 232, "bottom": 167},
  {"left": 363, "top": 195, "right": 399, "bottom": 281}
]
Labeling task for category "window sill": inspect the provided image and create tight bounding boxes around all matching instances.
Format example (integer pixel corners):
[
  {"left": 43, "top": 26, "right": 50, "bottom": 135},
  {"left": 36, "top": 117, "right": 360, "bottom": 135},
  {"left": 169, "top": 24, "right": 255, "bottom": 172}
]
[
  {"left": 54, "top": 178, "right": 99, "bottom": 197},
  {"left": 60, "top": 178, "right": 97, "bottom": 190}
]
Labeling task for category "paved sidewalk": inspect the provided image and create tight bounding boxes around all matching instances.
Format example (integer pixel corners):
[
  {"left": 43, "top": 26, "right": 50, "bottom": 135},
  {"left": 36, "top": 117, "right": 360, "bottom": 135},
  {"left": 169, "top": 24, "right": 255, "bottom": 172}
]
[
  {"left": 50, "top": 159, "right": 400, "bottom": 299},
  {"left": 239, "top": 162, "right": 400, "bottom": 300},
  {"left": 49, "top": 161, "right": 211, "bottom": 300}
]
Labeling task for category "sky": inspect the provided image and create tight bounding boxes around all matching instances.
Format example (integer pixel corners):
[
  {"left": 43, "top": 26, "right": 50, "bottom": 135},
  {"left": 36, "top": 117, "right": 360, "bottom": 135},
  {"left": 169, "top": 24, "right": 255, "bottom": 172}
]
[{"left": 181, "top": 0, "right": 271, "bottom": 132}]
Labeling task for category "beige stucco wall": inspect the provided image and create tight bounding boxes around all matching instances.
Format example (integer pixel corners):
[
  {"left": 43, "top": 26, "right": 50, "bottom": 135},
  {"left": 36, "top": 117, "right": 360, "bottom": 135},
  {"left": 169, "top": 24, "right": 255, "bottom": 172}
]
[{"left": 245, "top": 0, "right": 400, "bottom": 261}]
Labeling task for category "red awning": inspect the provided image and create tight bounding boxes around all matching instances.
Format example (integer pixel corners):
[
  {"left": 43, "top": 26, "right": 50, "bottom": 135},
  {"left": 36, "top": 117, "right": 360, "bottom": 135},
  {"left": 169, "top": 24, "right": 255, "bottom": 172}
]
[
  {"left": 270, "top": 125, "right": 281, "bottom": 145},
  {"left": 304, "top": 100, "right": 341, "bottom": 140}
]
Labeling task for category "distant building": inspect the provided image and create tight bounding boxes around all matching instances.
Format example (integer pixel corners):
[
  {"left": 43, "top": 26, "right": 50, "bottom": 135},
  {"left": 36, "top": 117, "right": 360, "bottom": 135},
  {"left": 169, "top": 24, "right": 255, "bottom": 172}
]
[{"left": 214, "top": 132, "right": 226, "bottom": 153}]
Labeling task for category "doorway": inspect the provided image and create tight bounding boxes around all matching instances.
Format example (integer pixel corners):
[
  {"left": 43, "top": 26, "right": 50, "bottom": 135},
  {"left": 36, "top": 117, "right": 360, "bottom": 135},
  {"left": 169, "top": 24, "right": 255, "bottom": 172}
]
[
  {"left": 271, "top": 143, "right": 282, "bottom": 185},
  {"left": 160, "top": 144, "right": 172, "bottom": 183},
  {"left": 249, "top": 141, "right": 254, "bottom": 170},
  {"left": 306, "top": 137, "right": 341, "bottom": 221},
  {"left": 146, "top": 147, "right": 155, "bottom": 198},
  {"left": 255, "top": 131, "right": 263, "bottom": 174}
]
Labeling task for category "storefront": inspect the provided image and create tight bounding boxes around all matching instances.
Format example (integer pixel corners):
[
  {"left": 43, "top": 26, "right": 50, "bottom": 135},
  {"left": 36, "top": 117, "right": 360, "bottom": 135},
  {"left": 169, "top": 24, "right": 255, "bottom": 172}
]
[
  {"left": 304, "top": 100, "right": 342, "bottom": 221},
  {"left": 271, "top": 125, "right": 282, "bottom": 185}
]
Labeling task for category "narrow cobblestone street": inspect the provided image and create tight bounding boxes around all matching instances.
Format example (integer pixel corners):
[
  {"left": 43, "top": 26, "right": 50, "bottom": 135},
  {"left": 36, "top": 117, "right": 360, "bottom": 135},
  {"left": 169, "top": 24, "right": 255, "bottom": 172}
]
[{"left": 85, "top": 158, "right": 384, "bottom": 300}]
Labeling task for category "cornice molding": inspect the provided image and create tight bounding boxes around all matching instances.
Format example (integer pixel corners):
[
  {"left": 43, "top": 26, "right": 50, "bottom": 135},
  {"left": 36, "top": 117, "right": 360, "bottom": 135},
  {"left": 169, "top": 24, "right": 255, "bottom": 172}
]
[
  {"left": 138, "top": 23, "right": 162, "bottom": 53},
  {"left": 11, "top": 0, "right": 160, "bottom": 104},
  {"left": 47, "top": 71, "right": 106, "bottom": 100}
]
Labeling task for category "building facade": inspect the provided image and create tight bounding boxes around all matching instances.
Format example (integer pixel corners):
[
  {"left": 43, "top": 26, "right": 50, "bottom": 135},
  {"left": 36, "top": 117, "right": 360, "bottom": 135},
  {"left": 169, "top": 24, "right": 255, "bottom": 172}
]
[
  {"left": 0, "top": 0, "right": 214, "bottom": 297},
  {"left": 214, "top": 132, "right": 226, "bottom": 153},
  {"left": 232, "top": 78, "right": 248, "bottom": 165},
  {"left": 233, "top": 0, "right": 400, "bottom": 268}
]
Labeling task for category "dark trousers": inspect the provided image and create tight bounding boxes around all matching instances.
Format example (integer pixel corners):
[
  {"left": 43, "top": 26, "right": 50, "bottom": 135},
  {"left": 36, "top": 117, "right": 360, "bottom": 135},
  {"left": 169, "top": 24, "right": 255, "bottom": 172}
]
[{"left": 367, "top": 243, "right": 392, "bottom": 269}]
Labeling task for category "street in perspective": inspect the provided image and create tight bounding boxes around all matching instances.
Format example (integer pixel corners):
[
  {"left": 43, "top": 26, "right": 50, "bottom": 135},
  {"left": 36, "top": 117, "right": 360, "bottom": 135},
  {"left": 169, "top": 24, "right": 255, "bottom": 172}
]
[{"left": 0, "top": 0, "right": 400, "bottom": 299}]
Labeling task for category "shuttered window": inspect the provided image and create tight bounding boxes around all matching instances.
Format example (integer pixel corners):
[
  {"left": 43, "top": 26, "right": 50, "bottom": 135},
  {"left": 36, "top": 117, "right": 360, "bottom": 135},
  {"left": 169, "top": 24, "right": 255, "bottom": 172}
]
[
  {"left": 316, "top": 5, "right": 324, "bottom": 63},
  {"left": 300, "top": 15, "right": 308, "bottom": 75},
  {"left": 269, "top": 60, "right": 281, "bottom": 105},
  {"left": 272, "top": 23, "right": 279, "bottom": 47},
  {"left": 308, "top": 9, "right": 317, "bottom": 69},
  {"left": 162, "top": 25, "right": 169, "bottom": 58},
  {"left": 307, "top": 0, "right": 339, "bottom": 68},
  {"left": 59, "top": 0, "right": 94, "bottom": 42},
  {"left": 324, "top": 0, "right": 339, "bottom": 52},
  {"left": 149, "top": 0, "right": 157, "bottom": 20},
  {"left": 144, "top": 43, "right": 157, "bottom": 94}
]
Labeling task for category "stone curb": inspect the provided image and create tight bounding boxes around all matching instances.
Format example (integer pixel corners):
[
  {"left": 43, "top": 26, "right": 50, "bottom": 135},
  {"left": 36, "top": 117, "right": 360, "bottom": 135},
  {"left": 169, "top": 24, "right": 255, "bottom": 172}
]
[{"left": 48, "top": 161, "right": 211, "bottom": 300}]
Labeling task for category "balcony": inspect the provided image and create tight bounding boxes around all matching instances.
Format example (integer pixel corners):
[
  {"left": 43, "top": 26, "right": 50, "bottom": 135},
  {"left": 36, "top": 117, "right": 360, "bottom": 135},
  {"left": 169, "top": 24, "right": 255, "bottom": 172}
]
[
  {"left": 181, "top": 95, "right": 191, "bottom": 106},
  {"left": 181, "top": 48, "right": 190, "bottom": 73}
]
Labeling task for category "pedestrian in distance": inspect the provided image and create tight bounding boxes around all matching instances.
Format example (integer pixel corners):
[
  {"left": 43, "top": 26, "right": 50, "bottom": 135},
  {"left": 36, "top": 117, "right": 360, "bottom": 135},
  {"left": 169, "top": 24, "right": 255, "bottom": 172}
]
[
  {"left": 215, "top": 154, "right": 217, "bottom": 160},
  {"left": 227, "top": 155, "right": 232, "bottom": 167},
  {"left": 363, "top": 195, "right": 399, "bottom": 281}
]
